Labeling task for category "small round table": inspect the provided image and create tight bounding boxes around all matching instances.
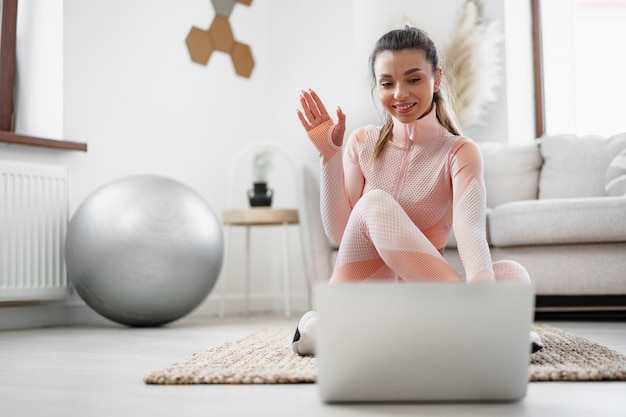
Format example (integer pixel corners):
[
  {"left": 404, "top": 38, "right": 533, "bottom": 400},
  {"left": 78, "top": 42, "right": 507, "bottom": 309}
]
[{"left": 221, "top": 208, "right": 299, "bottom": 317}]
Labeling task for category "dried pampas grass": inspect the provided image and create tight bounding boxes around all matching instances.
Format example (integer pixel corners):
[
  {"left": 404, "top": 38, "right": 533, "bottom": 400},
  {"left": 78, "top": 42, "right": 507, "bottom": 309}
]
[{"left": 443, "top": 0, "right": 502, "bottom": 130}]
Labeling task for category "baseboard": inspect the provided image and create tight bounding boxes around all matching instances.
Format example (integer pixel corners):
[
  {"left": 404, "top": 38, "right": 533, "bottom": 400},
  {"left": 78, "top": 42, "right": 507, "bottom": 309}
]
[
  {"left": 192, "top": 292, "right": 311, "bottom": 319},
  {"left": 0, "top": 298, "right": 110, "bottom": 331},
  {"left": 0, "top": 292, "right": 311, "bottom": 331}
]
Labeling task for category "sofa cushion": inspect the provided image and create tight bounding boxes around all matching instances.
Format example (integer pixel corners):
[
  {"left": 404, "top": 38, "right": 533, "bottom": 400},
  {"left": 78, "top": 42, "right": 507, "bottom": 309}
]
[
  {"left": 489, "top": 196, "right": 626, "bottom": 247},
  {"left": 479, "top": 141, "right": 542, "bottom": 208},
  {"left": 539, "top": 133, "right": 626, "bottom": 199},
  {"left": 605, "top": 148, "right": 626, "bottom": 196}
]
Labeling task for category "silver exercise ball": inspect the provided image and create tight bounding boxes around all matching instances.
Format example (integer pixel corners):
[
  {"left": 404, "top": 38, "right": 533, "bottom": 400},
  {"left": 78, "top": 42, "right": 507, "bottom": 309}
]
[{"left": 65, "top": 175, "right": 223, "bottom": 326}]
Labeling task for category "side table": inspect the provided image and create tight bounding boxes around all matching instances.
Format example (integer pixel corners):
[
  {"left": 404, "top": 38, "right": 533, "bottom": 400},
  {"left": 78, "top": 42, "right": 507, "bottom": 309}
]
[{"left": 221, "top": 208, "right": 300, "bottom": 318}]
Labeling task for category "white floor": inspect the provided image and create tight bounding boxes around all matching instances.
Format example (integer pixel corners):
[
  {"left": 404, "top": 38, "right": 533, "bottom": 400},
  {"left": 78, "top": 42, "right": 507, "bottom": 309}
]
[{"left": 1, "top": 314, "right": 626, "bottom": 417}]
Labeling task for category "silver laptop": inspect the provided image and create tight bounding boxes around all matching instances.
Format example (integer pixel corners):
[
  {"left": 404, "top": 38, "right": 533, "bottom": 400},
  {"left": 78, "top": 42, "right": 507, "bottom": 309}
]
[{"left": 315, "top": 282, "right": 535, "bottom": 403}]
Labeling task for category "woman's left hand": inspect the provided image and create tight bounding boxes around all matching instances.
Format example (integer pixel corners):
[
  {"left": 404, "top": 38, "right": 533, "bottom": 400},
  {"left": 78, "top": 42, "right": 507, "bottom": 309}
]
[{"left": 297, "top": 89, "right": 346, "bottom": 147}]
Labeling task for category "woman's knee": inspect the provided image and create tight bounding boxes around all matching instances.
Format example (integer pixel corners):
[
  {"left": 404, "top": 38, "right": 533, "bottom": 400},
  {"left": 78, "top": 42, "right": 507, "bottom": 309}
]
[
  {"left": 493, "top": 260, "right": 531, "bottom": 284},
  {"left": 355, "top": 189, "right": 395, "bottom": 207},
  {"left": 352, "top": 189, "right": 398, "bottom": 219}
]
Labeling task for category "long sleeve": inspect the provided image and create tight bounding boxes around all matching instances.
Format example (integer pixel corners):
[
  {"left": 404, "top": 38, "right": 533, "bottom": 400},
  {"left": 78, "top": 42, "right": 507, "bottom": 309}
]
[
  {"left": 306, "top": 120, "right": 352, "bottom": 245},
  {"left": 449, "top": 140, "right": 495, "bottom": 282}
]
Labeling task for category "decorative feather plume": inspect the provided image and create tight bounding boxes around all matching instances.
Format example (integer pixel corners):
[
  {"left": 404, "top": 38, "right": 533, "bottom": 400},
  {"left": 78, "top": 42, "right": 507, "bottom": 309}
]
[{"left": 443, "top": 0, "right": 502, "bottom": 130}]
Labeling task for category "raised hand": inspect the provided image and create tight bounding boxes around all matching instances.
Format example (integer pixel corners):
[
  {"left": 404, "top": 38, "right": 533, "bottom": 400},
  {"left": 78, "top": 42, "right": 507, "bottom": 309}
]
[{"left": 297, "top": 89, "right": 346, "bottom": 147}]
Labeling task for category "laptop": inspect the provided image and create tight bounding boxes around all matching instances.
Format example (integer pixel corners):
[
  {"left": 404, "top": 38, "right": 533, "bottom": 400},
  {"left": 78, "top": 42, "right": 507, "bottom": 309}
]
[{"left": 315, "top": 282, "right": 535, "bottom": 403}]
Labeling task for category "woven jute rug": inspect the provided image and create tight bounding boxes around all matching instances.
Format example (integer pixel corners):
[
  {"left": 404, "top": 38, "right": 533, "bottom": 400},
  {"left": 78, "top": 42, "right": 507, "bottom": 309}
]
[{"left": 144, "top": 324, "right": 626, "bottom": 385}]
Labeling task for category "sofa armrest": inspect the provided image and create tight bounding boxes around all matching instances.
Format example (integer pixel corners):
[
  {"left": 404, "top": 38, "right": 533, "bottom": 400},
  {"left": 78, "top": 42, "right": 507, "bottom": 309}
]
[{"left": 489, "top": 196, "right": 626, "bottom": 246}]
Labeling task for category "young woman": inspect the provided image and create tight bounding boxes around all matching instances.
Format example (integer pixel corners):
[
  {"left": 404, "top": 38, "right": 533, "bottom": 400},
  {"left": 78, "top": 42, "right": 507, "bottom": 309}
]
[{"left": 292, "top": 26, "right": 541, "bottom": 355}]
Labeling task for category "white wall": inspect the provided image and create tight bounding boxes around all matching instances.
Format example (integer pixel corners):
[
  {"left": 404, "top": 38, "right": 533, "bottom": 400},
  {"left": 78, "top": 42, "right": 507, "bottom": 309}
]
[{"left": 1, "top": 0, "right": 535, "bottom": 320}]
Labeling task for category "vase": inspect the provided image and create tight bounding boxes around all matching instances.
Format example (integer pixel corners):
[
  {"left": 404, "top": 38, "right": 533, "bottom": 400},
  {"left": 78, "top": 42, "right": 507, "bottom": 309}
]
[{"left": 248, "top": 182, "right": 273, "bottom": 207}]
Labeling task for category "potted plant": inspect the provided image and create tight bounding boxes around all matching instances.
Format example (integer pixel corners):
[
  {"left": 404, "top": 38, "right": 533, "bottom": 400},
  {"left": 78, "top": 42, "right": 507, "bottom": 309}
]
[{"left": 248, "top": 148, "right": 274, "bottom": 206}]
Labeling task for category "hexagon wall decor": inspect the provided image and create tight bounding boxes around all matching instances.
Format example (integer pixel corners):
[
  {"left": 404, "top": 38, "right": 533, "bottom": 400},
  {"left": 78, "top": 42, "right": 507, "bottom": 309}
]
[{"left": 186, "top": 0, "right": 255, "bottom": 78}]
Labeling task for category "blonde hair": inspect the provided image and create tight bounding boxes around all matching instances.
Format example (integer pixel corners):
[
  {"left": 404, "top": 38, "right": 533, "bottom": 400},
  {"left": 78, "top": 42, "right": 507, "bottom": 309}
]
[{"left": 370, "top": 26, "right": 462, "bottom": 159}]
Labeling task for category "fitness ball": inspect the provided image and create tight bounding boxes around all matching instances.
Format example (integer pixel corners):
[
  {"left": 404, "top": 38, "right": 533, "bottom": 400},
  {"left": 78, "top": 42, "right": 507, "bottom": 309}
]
[{"left": 65, "top": 175, "right": 223, "bottom": 326}]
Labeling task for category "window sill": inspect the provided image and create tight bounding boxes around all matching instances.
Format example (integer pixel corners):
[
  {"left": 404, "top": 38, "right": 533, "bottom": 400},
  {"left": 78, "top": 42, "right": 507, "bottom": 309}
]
[{"left": 0, "top": 131, "right": 87, "bottom": 152}]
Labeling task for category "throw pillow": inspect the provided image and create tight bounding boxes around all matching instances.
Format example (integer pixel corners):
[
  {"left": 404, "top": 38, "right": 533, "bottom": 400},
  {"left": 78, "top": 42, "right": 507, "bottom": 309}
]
[
  {"left": 605, "top": 149, "right": 626, "bottom": 196},
  {"left": 539, "top": 132, "right": 626, "bottom": 199},
  {"left": 479, "top": 141, "right": 542, "bottom": 208}
]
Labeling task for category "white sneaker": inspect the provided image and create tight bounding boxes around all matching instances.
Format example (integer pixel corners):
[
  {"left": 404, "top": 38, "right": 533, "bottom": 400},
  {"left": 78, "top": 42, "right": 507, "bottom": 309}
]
[
  {"left": 292, "top": 311, "right": 318, "bottom": 356},
  {"left": 530, "top": 330, "right": 544, "bottom": 353}
]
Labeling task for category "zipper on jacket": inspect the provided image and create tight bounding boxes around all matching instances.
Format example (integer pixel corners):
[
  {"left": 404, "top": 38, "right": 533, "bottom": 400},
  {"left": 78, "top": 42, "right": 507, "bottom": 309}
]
[{"left": 393, "top": 122, "right": 415, "bottom": 199}]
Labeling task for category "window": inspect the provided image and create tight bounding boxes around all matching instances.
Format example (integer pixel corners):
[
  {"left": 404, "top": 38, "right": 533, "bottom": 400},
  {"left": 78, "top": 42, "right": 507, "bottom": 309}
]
[
  {"left": 536, "top": 0, "right": 626, "bottom": 137},
  {"left": 0, "top": 0, "right": 86, "bottom": 151}
]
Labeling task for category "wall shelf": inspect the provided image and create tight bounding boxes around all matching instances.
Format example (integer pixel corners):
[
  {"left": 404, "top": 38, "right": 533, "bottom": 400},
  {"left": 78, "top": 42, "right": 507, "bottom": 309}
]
[{"left": 0, "top": 131, "right": 87, "bottom": 152}]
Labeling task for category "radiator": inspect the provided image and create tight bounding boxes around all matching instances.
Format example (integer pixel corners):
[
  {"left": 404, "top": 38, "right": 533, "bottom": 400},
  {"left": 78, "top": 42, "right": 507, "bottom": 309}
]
[{"left": 0, "top": 160, "right": 69, "bottom": 302}]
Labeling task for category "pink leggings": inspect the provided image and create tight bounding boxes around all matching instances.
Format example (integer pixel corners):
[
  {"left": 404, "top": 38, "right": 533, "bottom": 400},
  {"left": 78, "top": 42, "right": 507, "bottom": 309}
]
[{"left": 329, "top": 190, "right": 529, "bottom": 284}]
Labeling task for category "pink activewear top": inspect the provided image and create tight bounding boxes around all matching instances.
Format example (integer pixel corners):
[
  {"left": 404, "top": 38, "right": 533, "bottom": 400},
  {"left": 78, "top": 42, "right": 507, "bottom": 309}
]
[{"left": 307, "top": 104, "right": 494, "bottom": 282}]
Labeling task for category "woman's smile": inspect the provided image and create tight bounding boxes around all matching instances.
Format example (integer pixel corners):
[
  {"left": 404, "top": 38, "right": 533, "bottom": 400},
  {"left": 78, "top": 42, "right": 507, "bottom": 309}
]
[
  {"left": 375, "top": 49, "right": 441, "bottom": 123},
  {"left": 393, "top": 102, "right": 417, "bottom": 113}
]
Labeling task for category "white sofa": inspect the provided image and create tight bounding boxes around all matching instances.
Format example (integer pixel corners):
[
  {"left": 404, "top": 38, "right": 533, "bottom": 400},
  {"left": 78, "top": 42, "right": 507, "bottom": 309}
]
[
  {"left": 445, "top": 132, "right": 626, "bottom": 314},
  {"left": 299, "top": 132, "right": 626, "bottom": 315}
]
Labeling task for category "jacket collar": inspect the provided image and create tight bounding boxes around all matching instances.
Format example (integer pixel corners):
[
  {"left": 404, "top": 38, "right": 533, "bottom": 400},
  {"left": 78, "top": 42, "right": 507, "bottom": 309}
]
[{"left": 391, "top": 102, "right": 446, "bottom": 147}]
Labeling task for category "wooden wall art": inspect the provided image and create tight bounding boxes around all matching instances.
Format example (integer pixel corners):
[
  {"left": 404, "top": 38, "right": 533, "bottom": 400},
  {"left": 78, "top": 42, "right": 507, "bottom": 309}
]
[{"left": 186, "top": 0, "right": 254, "bottom": 78}]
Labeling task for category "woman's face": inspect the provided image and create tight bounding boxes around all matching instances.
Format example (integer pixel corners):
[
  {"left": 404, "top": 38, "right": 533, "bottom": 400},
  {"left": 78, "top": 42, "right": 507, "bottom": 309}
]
[{"left": 374, "top": 49, "right": 442, "bottom": 124}]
